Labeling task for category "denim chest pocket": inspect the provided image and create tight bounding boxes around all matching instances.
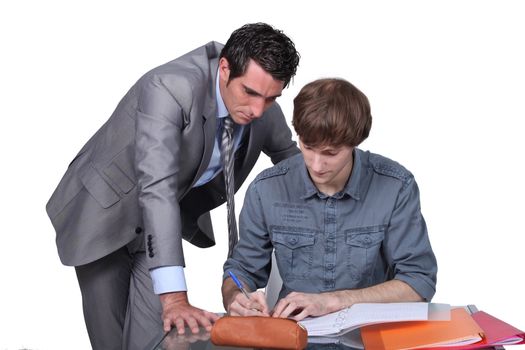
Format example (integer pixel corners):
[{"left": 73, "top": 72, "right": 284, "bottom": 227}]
[
  {"left": 272, "top": 227, "right": 316, "bottom": 280},
  {"left": 345, "top": 225, "right": 386, "bottom": 284}
]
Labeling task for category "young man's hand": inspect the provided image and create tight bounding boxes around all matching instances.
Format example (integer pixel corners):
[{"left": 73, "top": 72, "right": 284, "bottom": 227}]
[
  {"left": 222, "top": 277, "right": 270, "bottom": 316},
  {"left": 227, "top": 290, "right": 270, "bottom": 316},
  {"left": 271, "top": 291, "right": 341, "bottom": 321}
]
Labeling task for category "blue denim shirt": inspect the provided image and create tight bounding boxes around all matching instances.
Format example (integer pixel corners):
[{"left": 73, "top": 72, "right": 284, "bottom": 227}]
[{"left": 223, "top": 149, "right": 437, "bottom": 301}]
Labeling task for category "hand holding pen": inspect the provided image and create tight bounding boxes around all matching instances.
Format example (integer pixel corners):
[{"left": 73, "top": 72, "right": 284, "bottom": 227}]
[{"left": 227, "top": 271, "right": 270, "bottom": 317}]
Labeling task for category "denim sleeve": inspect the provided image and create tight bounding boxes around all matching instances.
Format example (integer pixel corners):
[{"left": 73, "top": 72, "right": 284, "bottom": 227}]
[
  {"left": 383, "top": 177, "right": 437, "bottom": 301},
  {"left": 222, "top": 182, "right": 273, "bottom": 292}
]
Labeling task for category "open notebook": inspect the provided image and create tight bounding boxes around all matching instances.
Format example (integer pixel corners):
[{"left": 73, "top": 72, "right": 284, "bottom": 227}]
[{"left": 299, "top": 302, "right": 450, "bottom": 337}]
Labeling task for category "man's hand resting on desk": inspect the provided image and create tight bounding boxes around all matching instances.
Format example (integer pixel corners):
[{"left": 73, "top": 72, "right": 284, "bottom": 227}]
[{"left": 160, "top": 291, "right": 220, "bottom": 334}]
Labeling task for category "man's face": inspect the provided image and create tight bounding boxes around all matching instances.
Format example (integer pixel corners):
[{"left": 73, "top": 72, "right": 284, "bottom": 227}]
[
  {"left": 299, "top": 139, "right": 354, "bottom": 195},
  {"left": 218, "top": 57, "right": 284, "bottom": 125}
]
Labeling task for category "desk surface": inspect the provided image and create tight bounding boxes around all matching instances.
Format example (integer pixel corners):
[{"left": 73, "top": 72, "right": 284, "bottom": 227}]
[
  {"left": 148, "top": 305, "right": 505, "bottom": 350},
  {"left": 149, "top": 328, "right": 505, "bottom": 350},
  {"left": 149, "top": 328, "right": 364, "bottom": 350}
]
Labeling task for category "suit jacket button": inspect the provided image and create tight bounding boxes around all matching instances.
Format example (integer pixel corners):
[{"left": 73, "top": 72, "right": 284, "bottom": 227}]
[
  {"left": 149, "top": 252, "right": 154, "bottom": 258},
  {"left": 135, "top": 227, "right": 143, "bottom": 234}
]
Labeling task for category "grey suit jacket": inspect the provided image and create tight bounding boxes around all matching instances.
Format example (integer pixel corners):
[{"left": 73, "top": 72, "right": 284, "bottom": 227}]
[{"left": 46, "top": 41, "right": 299, "bottom": 268}]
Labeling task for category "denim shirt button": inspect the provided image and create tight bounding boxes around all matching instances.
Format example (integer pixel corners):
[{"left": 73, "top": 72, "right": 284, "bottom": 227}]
[{"left": 289, "top": 237, "right": 298, "bottom": 245}]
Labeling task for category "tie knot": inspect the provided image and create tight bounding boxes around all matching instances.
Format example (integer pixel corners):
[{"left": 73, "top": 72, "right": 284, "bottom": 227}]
[{"left": 223, "top": 116, "right": 234, "bottom": 132}]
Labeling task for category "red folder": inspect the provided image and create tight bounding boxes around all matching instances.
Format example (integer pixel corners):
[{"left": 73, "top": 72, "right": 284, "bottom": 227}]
[{"left": 428, "top": 310, "right": 525, "bottom": 349}]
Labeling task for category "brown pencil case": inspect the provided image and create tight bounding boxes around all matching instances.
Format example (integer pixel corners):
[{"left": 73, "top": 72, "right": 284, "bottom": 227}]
[{"left": 210, "top": 316, "right": 308, "bottom": 350}]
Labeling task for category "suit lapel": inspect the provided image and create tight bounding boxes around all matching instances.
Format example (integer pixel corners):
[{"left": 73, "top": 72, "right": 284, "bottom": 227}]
[{"left": 184, "top": 58, "right": 219, "bottom": 194}]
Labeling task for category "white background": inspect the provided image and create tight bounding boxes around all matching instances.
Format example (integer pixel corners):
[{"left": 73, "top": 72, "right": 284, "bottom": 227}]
[{"left": 1, "top": 1, "right": 524, "bottom": 349}]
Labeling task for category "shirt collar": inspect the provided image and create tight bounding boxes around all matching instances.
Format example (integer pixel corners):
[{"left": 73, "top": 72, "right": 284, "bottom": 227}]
[
  {"left": 344, "top": 148, "right": 362, "bottom": 200},
  {"left": 299, "top": 148, "right": 362, "bottom": 200},
  {"left": 215, "top": 70, "right": 229, "bottom": 119},
  {"left": 300, "top": 163, "right": 319, "bottom": 199}
]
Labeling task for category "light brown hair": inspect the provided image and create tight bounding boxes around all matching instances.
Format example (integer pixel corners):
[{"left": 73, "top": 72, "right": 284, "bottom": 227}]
[{"left": 292, "top": 78, "right": 372, "bottom": 147}]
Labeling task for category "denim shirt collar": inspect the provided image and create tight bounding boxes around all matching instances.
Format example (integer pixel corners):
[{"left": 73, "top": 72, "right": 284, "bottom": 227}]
[{"left": 299, "top": 148, "right": 362, "bottom": 200}]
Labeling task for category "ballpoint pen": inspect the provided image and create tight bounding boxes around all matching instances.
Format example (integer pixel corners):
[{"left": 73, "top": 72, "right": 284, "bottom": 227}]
[{"left": 228, "top": 270, "right": 251, "bottom": 300}]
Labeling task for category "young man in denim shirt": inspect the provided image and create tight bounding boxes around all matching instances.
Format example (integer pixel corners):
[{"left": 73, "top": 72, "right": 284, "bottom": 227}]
[{"left": 222, "top": 78, "right": 437, "bottom": 320}]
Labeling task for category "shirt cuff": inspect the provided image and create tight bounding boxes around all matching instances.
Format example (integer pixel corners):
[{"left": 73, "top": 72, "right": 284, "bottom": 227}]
[{"left": 150, "top": 266, "right": 188, "bottom": 294}]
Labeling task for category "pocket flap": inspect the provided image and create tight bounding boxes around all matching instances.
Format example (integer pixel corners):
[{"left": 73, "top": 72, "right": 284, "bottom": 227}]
[
  {"left": 273, "top": 229, "right": 315, "bottom": 249},
  {"left": 80, "top": 165, "right": 120, "bottom": 208},
  {"left": 345, "top": 225, "right": 385, "bottom": 248},
  {"left": 103, "top": 163, "right": 135, "bottom": 194}
]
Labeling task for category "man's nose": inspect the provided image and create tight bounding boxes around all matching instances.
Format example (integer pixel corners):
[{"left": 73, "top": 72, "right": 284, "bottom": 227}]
[
  {"left": 250, "top": 98, "right": 266, "bottom": 118},
  {"left": 311, "top": 154, "right": 324, "bottom": 172}
]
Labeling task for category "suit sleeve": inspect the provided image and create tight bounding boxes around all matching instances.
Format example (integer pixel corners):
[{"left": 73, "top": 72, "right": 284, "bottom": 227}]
[
  {"left": 135, "top": 76, "right": 186, "bottom": 268},
  {"left": 262, "top": 103, "right": 301, "bottom": 164}
]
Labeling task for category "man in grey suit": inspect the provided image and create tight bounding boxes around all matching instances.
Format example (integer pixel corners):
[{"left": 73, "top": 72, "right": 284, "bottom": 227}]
[{"left": 46, "top": 23, "right": 300, "bottom": 350}]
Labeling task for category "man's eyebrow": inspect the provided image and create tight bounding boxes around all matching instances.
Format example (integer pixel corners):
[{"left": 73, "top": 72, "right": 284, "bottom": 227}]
[{"left": 243, "top": 84, "right": 282, "bottom": 99}]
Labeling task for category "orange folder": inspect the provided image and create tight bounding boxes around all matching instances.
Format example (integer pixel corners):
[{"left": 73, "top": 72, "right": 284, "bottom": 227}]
[{"left": 361, "top": 308, "right": 484, "bottom": 350}]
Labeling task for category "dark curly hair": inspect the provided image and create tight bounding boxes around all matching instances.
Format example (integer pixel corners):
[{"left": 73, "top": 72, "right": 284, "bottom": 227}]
[{"left": 220, "top": 23, "right": 300, "bottom": 88}]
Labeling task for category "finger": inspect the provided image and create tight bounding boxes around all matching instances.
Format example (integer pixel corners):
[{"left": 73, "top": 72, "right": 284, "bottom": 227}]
[
  {"left": 184, "top": 315, "right": 200, "bottom": 334},
  {"left": 251, "top": 292, "right": 271, "bottom": 315},
  {"left": 234, "top": 292, "right": 252, "bottom": 307},
  {"left": 290, "top": 308, "right": 311, "bottom": 321},
  {"left": 229, "top": 309, "right": 241, "bottom": 316},
  {"left": 184, "top": 307, "right": 214, "bottom": 332},
  {"left": 243, "top": 308, "right": 267, "bottom": 317},
  {"left": 201, "top": 311, "right": 219, "bottom": 330},
  {"left": 231, "top": 295, "right": 268, "bottom": 316},
  {"left": 251, "top": 306, "right": 270, "bottom": 316},
  {"left": 239, "top": 292, "right": 266, "bottom": 312},
  {"left": 204, "top": 311, "right": 220, "bottom": 322},
  {"left": 272, "top": 298, "right": 290, "bottom": 317},
  {"left": 279, "top": 301, "right": 300, "bottom": 319},
  {"left": 175, "top": 317, "right": 186, "bottom": 335},
  {"left": 163, "top": 317, "right": 172, "bottom": 332},
  {"left": 245, "top": 299, "right": 264, "bottom": 312},
  {"left": 228, "top": 300, "right": 243, "bottom": 316},
  {"left": 233, "top": 297, "right": 260, "bottom": 315},
  {"left": 194, "top": 312, "right": 214, "bottom": 332}
]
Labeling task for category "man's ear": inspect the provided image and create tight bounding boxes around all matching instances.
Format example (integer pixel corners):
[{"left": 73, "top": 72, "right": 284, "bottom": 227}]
[{"left": 218, "top": 57, "right": 230, "bottom": 83}]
